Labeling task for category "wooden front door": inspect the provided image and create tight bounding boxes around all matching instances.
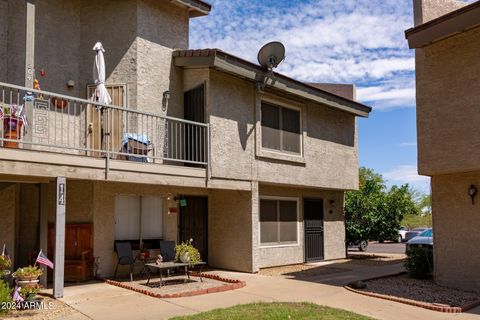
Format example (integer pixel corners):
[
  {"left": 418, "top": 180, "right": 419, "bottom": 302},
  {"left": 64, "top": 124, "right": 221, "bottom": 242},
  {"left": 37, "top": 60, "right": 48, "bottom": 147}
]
[
  {"left": 304, "top": 199, "right": 324, "bottom": 262},
  {"left": 179, "top": 196, "right": 208, "bottom": 262},
  {"left": 86, "top": 85, "right": 126, "bottom": 156}
]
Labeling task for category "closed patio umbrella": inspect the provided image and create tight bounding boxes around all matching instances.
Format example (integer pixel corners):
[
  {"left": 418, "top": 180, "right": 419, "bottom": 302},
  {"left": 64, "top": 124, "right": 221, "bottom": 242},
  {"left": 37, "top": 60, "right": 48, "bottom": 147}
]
[{"left": 92, "top": 42, "right": 112, "bottom": 105}]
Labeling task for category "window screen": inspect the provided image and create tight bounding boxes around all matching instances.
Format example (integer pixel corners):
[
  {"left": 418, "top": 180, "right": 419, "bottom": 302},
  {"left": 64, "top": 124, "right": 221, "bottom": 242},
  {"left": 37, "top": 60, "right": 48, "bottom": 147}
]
[
  {"left": 261, "top": 102, "right": 301, "bottom": 154},
  {"left": 260, "top": 199, "right": 298, "bottom": 245}
]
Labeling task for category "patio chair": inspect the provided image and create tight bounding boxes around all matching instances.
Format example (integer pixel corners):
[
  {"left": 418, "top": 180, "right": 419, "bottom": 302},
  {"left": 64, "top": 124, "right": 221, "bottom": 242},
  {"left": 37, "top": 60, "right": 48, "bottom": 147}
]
[
  {"left": 113, "top": 242, "right": 138, "bottom": 282},
  {"left": 159, "top": 241, "right": 176, "bottom": 262}
]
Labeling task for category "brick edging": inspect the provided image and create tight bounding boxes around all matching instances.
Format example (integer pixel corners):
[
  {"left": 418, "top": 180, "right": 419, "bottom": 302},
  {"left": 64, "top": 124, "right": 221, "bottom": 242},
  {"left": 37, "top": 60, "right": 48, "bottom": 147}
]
[
  {"left": 345, "top": 275, "right": 480, "bottom": 313},
  {"left": 103, "top": 272, "right": 246, "bottom": 299}
]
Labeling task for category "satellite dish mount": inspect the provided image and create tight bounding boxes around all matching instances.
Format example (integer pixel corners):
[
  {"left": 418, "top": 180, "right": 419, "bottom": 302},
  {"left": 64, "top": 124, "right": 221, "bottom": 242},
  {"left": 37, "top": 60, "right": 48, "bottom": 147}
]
[{"left": 256, "top": 41, "right": 285, "bottom": 93}]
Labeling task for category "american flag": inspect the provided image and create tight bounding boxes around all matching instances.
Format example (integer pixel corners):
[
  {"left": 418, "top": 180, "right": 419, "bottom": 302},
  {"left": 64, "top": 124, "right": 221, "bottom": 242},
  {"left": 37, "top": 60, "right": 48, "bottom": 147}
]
[
  {"left": 1, "top": 244, "right": 10, "bottom": 262},
  {"left": 36, "top": 249, "right": 54, "bottom": 269}
]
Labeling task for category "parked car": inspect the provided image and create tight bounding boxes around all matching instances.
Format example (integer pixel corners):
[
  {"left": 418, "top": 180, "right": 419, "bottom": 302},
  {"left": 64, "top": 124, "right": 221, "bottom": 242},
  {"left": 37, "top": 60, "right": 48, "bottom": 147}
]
[
  {"left": 347, "top": 239, "right": 368, "bottom": 252},
  {"left": 406, "top": 228, "right": 433, "bottom": 249},
  {"left": 404, "top": 227, "right": 428, "bottom": 242},
  {"left": 398, "top": 226, "right": 409, "bottom": 242}
]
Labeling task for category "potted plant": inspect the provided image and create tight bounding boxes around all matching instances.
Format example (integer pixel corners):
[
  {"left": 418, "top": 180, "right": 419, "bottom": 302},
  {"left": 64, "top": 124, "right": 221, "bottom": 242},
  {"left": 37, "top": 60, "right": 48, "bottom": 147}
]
[
  {"left": 13, "top": 266, "right": 42, "bottom": 288},
  {"left": 175, "top": 239, "right": 201, "bottom": 265},
  {"left": 0, "top": 103, "right": 28, "bottom": 148},
  {"left": 0, "top": 256, "right": 11, "bottom": 278},
  {"left": 20, "top": 284, "right": 40, "bottom": 302}
]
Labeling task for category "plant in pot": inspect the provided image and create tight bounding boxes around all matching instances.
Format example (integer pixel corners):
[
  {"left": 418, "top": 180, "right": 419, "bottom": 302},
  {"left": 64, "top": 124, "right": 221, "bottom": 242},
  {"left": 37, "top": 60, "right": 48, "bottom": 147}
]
[
  {"left": 0, "top": 103, "right": 28, "bottom": 148},
  {"left": 13, "top": 266, "right": 42, "bottom": 288},
  {"left": 175, "top": 239, "right": 201, "bottom": 266},
  {"left": 20, "top": 284, "right": 41, "bottom": 302},
  {"left": 0, "top": 256, "right": 11, "bottom": 278}
]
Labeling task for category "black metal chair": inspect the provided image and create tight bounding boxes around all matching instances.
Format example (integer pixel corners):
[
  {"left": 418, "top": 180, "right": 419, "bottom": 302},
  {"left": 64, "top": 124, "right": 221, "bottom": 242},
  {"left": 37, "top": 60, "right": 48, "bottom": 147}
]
[
  {"left": 113, "top": 242, "right": 138, "bottom": 281},
  {"left": 159, "top": 241, "right": 176, "bottom": 262}
]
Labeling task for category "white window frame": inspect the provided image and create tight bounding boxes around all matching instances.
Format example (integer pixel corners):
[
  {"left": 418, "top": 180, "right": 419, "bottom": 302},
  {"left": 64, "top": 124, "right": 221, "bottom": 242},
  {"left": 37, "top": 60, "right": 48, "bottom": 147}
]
[
  {"left": 256, "top": 95, "right": 306, "bottom": 164},
  {"left": 259, "top": 196, "right": 300, "bottom": 248}
]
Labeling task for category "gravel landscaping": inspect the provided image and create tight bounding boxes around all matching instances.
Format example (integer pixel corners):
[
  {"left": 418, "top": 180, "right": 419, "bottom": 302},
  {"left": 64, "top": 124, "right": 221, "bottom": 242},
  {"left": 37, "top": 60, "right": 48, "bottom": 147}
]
[
  {"left": 2, "top": 293, "right": 81, "bottom": 320},
  {"left": 358, "top": 274, "right": 480, "bottom": 308}
]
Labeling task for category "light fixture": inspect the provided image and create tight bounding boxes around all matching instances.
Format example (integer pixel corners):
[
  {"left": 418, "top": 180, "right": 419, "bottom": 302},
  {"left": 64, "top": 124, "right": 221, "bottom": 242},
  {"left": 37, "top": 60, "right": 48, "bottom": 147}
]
[
  {"left": 67, "top": 80, "right": 75, "bottom": 88},
  {"left": 163, "top": 90, "right": 170, "bottom": 101},
  {"left": 469, "top": 185, "right": 477, "bottom": 205}
]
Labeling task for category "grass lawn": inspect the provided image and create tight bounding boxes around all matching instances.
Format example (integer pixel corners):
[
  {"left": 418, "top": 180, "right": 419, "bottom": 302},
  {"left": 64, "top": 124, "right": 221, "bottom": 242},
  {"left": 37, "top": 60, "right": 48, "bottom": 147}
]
[{"left": 170, "top": 302, "right": 375, "bottom": 320}]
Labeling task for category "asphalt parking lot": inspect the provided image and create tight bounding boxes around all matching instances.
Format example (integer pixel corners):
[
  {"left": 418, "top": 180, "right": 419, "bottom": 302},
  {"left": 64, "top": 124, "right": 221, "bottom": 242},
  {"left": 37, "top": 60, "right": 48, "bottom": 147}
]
[{"left": 349, "top": 241, "right": 406, "bottom": 254}]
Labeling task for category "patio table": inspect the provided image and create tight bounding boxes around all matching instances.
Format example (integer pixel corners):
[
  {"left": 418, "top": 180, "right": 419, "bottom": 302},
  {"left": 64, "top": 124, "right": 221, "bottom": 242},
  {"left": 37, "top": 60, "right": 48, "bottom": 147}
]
[{"left": 145, "top": 261, "right": 206, "bottom": 287}]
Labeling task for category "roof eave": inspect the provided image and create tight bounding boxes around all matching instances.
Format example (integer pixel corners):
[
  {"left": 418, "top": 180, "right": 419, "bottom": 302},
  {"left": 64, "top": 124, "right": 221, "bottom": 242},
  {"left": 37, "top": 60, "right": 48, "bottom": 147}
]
[
  {"left": 175, "top": 53, "right": 371, "bottom": 118},
  {"left": 172, "top": 0, "right": 211, "bottom": 18},
  {"left": 405, "top": 1, "right": 480, "bottom": 48}
]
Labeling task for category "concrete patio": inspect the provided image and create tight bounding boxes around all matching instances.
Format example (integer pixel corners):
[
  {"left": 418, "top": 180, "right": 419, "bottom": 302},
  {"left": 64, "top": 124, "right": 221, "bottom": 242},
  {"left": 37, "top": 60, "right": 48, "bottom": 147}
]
[{"left": 49, "top": 261, "right": 480, "bottom": 320}]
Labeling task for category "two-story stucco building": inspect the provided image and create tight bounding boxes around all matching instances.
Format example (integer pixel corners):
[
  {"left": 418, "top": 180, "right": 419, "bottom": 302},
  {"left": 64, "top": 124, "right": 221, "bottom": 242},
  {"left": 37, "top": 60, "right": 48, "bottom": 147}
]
[
  {"left": 0, "top": 0, "right": 370, "bottom": 296},
  {"left": 406, "top": 0, "right": 480, "bottom": 291}
]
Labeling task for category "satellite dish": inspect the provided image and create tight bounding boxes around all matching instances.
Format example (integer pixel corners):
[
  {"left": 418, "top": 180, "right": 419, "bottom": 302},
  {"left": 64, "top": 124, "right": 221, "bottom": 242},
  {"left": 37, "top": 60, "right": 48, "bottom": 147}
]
[{"left": 257, "top": 41, "right": 285, "bottom": 70}]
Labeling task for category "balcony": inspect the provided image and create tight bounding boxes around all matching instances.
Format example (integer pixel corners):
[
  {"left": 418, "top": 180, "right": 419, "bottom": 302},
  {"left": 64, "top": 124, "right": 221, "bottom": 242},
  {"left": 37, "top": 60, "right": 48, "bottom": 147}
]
[{"left": 0, "top": 82, "right": 210, "bottom": 182}]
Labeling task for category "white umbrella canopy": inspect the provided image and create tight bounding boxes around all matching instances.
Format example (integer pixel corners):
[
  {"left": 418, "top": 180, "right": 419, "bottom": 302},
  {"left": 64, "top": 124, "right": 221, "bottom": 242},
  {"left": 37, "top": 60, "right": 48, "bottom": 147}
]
[{"left": 92, "top": 42, "right": 112, "bottom": 105}]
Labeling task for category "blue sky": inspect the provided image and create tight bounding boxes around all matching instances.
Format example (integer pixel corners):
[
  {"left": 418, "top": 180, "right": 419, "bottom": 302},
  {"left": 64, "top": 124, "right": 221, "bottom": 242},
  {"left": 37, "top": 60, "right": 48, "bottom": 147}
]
[{"left": 190, "top": 0, "right": 432, "bottom": 192}]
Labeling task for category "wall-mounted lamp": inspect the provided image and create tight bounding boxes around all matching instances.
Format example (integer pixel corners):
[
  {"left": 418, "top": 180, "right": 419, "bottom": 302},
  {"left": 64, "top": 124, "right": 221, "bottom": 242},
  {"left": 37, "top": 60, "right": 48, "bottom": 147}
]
[
  {"left": 67, "top": 80, "right": 75, "bottom": 88},
  {"left": 163, "top": 90, "right": 170, "bottom": 101},
  {"left": 469, "top": 185, "right": 477, "bottom": 205}
]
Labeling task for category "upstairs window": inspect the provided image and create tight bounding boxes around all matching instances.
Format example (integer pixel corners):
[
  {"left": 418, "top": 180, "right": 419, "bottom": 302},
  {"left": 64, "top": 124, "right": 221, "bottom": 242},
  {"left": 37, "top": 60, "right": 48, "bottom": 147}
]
[{"left": 261, "top": 102, "right": 301, "bottom": 154}]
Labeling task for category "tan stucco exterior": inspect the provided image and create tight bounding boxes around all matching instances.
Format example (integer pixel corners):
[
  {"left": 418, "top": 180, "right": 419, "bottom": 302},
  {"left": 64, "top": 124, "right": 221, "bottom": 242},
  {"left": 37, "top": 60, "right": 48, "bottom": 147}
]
[
  {"left": 0, "top": 0, "right": 365, "bottom": 277},
  {"left": 412, "top": 0, "right": 480, "bottom": 291}
]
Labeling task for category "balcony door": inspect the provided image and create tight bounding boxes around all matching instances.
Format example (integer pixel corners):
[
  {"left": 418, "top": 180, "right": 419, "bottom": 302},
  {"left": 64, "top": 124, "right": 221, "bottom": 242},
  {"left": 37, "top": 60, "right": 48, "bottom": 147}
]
[
  {"left": 184, "top": 84, "right": 205, "bottom": 165},
  {"left": 86, "top": 84, "right": 126, "bottom": 157}
]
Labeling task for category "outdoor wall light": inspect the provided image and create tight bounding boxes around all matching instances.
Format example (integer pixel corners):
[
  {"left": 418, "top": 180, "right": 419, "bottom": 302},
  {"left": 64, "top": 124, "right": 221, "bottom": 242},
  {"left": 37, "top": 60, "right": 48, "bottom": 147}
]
[
  {"left": 163, "top": 90, "right": 170, "bottom": 100},
  {"left": 469, "top": 185, "right": 477, "bottom": 205},
  {"left": 67, "top": 80, "right": 75, "bottom": 88}
]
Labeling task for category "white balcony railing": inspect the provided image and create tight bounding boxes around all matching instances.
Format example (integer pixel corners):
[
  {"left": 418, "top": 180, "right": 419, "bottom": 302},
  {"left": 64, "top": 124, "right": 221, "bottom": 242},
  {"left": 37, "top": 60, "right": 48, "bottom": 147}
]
[{"left": 0, "top": 82, "right": 209, "bottom": 167}]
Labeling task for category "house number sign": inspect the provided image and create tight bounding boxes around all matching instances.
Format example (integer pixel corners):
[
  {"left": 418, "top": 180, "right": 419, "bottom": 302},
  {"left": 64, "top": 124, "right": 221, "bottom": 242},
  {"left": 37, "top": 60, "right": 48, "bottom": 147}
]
[{"left": 58, "top": 183, "right": 65, "bottom": 206}]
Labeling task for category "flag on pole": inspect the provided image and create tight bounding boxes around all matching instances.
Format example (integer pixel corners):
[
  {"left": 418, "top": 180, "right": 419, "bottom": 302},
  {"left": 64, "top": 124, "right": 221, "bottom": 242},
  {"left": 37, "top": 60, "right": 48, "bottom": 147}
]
[
  {"left": 36, "top": 249, "right": 54, "bottom": 269},
  {"left": 1, "top": 243, "right": 10, "bottom": 262}
]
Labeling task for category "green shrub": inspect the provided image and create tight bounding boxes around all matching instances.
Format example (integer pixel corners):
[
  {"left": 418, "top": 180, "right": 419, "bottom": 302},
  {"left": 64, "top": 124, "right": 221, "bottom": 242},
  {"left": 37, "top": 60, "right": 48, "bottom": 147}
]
[
  {"left": 404, "top": 245, "right": 433, "bottom": 279},
  {"left": 0, "top": 280, "right": 12, "bottom": 314}
]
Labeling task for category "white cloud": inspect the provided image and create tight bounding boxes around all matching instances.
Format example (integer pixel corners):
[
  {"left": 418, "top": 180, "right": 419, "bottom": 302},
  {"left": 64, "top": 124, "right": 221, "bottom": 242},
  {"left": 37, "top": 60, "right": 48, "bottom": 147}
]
[
  {"left": 399, "top": 142, "right": 417, "bottom": 147},
  {"left": 383, "top": 165, "right": 430, "bottom": 192},
  {"left": 190, "top": 0, "right": 416, "bottom": 111}
]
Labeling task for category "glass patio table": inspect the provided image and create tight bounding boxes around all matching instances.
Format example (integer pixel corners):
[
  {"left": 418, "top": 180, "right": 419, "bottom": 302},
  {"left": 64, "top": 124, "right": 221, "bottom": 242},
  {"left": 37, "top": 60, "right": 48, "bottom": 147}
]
[{"left": 145, "top": 261, "right": 206, "bottom": 287}]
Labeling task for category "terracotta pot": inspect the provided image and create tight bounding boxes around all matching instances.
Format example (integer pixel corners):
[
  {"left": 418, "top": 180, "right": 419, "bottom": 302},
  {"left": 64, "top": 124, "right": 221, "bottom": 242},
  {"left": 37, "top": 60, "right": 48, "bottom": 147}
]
[
  {"left": 3, "top": 117, "right": 23, "bottom": 148},
  {"left": 51, "top": 97, "right": 68, "bottom": 109}
]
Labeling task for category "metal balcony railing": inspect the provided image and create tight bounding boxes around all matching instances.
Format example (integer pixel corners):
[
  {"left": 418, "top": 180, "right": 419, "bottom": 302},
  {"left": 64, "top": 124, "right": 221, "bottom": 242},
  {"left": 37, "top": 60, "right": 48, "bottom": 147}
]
[{"left": 0, "top": 82, "right": 209, "bottom": 166}]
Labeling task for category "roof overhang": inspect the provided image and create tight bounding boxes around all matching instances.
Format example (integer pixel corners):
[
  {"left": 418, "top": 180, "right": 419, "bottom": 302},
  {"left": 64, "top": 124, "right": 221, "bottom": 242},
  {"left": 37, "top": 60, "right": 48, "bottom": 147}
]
[
  {"left": 173, "top": 49, "right": 371, "bottom": 118},
  {"left": 405, "top": 1, "right": 480, "bottom": 49},
  {"left": 171, "top": 0, "right": 211, "bottom": 18}
]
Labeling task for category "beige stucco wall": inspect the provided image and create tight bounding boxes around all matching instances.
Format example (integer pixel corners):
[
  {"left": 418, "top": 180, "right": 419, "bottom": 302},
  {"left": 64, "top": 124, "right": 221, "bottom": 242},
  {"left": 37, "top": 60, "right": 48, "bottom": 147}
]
[
  {"left": 0, "top": 0, "right": 7, "bottom": 83},
  {"left": 416, "top": 26, "right": 480, "bottom": 176},
  {"left": 413, "top": 0, "right": 466, "bottom": 26},
  {"left": 208, "top": 189, "right": 253, "bottom": 272},
  {"left": 207, "top": 69, "right": 358, "bottom": 190},
  {"left": 431, "top": 172, "right": 480, "bottom": 292},
  {"left": 257, "top": 184, "right": 346, "bottom": 269}
]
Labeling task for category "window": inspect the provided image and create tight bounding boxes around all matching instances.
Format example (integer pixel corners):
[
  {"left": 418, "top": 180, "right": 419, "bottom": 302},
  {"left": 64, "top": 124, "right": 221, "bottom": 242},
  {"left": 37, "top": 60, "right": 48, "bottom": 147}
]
[
  {"left": 260, "top": 198, "right": 298, "bottom": 246},
  {"left": 114, "top": 195, "right": 163, "bottom": 242},
  {"left": 261, "top": 102, "right": 301, "bottom": 154}
]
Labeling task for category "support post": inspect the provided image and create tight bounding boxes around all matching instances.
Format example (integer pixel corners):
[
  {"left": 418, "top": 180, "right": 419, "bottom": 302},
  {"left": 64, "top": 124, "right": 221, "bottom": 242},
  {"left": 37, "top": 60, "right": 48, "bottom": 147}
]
[
  {"left": 24, "top": 0, "right": 35, "bottom": 146},
  {"left": 53, "top": 177, "right": 66, "bottom": 298},
  {"left": 39, "top": 183, "right": 48, "bottom": 288}
]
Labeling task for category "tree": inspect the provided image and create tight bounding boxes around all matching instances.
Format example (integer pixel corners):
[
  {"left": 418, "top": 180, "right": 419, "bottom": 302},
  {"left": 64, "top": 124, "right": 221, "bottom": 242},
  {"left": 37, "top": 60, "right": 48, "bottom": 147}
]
[{"left": 345, "top": 167, "right": 419, "bottom": 242}]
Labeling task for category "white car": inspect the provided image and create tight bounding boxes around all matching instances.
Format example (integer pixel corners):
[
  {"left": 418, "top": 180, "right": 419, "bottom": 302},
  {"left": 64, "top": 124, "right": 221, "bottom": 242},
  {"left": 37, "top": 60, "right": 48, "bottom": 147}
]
[{"left": 398, "top": 227, "right": 409, "bottom": 242}]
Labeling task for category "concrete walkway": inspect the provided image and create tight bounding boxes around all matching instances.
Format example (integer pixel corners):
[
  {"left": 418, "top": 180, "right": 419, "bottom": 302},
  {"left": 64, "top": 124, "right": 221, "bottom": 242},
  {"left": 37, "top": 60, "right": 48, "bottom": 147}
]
[{"left": 57, "top": 263, "right": 480, "bottom": 320}]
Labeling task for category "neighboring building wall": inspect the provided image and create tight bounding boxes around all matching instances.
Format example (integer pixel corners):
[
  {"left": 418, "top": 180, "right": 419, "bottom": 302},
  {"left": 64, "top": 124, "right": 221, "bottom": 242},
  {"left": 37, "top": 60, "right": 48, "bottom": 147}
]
[
  {"left": 0, "top": 184, "right": 18, "bottom": 266},
  {"left": 208, "top": 189, "right": 254, "bottom": 272},
  {"left": 416, "top": 26, "right": 480, "bottom": 176},
  {"left": 257, "top": 184, "right": 345, "bottom": 269},
  {"left": 413, "top": 0, "right": 466, "bottom": 26},
  {"left": 0, "top": 0, "right": 7, "bottom": 83},
  {"left": 207, "top": 69, "right": 358, "bottom": 190},
  {"left": 431, "top": 172, "right": 480, "bottom": 291}
]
